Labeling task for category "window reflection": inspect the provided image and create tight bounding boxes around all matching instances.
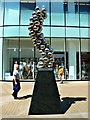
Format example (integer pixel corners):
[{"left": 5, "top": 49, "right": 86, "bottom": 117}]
[
  {"left": 20, "top": 26, "right": 29, "bottom": 37},
  {"left": 4, "top": 26, "right": 19, "bottom": 37},
  {"left": 80, "top": 28, "right": 88, "bottom": 38},
  {"left": 51, "top": 2, "right": 64, "bottom": 25},
  {"left": 0, "top": 1, "right": 4, "bottom": 25},
  {"left": 20, "top": 2, "right": 35, "bottom": 25},
  {"left": 51, "top": 27, "right": 65, "bottom": 37},
  {"left": 66, "top": 13, "right": 79, "bottom": 26},
  {"left": 19, "top": 38, "right": 34, "bottom": 79},
  {"left": 0, "top": 27, "right": 3, "bottom": 37},
  {"left": 3, "top": 38, "right": 19, "bottom": 80},
  {"left": 66, "top": 27, "right": 79, "bottom": 37},
  {"left": 4, "top": 2, "right": 20, "bottom": 25},
  {"left": 66, "top": 39, "right": 80, "bottom": 80},
  {"left": 66, "top": 2, "right": 79, "bottom": 26},
  {"left": 81, "top": 39, "right": 90, "bottom": 80},
  {"left": 79, "top": 2, "right": 90, "bottom": 27},
  {"left": 80, "top": 13, "right": 88, "bottom": 27},
  {"left": 81, "top": 53, "right": 90, "bottom": 80}
]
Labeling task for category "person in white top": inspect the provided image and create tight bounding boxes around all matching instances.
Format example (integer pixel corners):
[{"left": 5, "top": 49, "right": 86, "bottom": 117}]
[
  {"left": 12, "top": 64, "right": 21, "bottom": 99},
  {"left": 14, "top": 61, "right": 18, "bottom": 71},
  {"left": 19, "top": 61, "right": 24, "bottom": 79}
]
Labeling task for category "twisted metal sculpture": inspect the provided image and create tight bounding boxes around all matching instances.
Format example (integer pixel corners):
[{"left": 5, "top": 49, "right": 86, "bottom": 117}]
[{"left": 28, "top": 6, "right": 54, "bottom": 68}]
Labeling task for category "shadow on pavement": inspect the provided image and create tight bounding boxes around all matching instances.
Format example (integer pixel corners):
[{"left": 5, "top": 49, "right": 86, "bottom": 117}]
[
  {"left": 60, "top": 97, "right": 87, "bottom": 114},
  {"left": 18, "top": 95, "right": 87, "bottom": 114},
  {"left": 18, "top": 94, "right": 32, "bottom": 100}
]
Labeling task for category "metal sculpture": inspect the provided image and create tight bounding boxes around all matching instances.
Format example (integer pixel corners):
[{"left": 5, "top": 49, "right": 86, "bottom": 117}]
[
  {"left": 28, "top": 6, "right": 54, "bottom": 68},
  {"left": 28, "top": 6, "right": 61, "bottom": 115}
]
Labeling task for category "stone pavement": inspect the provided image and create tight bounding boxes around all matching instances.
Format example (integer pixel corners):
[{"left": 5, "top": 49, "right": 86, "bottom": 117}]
[{"left": 0, "top": 81, "right": 89, "bottom": 119}]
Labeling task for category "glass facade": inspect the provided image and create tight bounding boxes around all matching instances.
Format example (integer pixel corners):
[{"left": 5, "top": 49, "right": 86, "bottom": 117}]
[
  {"left": 4, "top": 2, "right": 20, "bottom": 25},
  {"left": 0, "top": 0, "right": 90, "bottom": 80}
]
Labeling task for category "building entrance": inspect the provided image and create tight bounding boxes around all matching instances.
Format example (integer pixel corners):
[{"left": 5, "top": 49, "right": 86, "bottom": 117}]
[
  {"left": 81, "top": 52, "right": 90, "bottom": 80},
  {"left": 53, "top": 52, "right": 69, "bottom": 80}
]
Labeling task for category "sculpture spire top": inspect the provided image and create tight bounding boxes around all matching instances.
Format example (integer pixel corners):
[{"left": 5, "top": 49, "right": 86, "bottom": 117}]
[{"left": 28, "top": 6, "right": 54, "bottom": 68}]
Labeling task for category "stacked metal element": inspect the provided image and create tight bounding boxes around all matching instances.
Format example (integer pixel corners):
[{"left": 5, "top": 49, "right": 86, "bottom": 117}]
[{"left": 28, "top": 6, "right": 54, "bottom": 68}]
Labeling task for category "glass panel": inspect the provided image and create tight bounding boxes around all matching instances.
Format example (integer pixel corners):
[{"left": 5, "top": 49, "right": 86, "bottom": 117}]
[
  {"left": 79, "top": 3, "right": 90, "bottom": 27},
  {"left": 68, "top": 2, "right": 75, "bottom": 13},
  {"left": 4, "top": 2, "right": 20, "bottom": 25},
  {"left": 20, "top": 26, "right": 29, "bottom": 37},
  {"left": 3, "top": 38, "right": 19, "bottom": 80},
  {"left": 89, "top": 14, "right": 90, "bottom": 27},
  {"left": 0, "top": 1, "right": 4, "bottom": 26},
  {"left": 19, "top": 38, "right": 34, "bottom": 79},
  {"left": 51, "top": 38, "right": 64, "bottom": 52},
  {"left": 51, "top": 2, "right": 64, "bottom": 26},
  {"left": 80, "top": 3, "right": 89, "bottom": 13},
  {"left": 66, "top": 13, "right": 79, "bottom": 26},
  {"left": 51, "top": 38, "right": 65, "bottom": 81},
  {"left": 42, "top": 26, "right": 50, "bottom": 37},
  {"left": 80, "top": 13, "right": 88, "bottom": 27},
  {"left": 36, "top": 1, "right": 50, "bottom": 25},
  {"left": 4, "top": 26, "right": 19, "bottom": 37},
  {"left": 66, "top": 2, "right": 79, "bottom": 26},
  {"left": 80, "top": 28, "right": 88, "bottom": 38},
  {"left": 66, "top": 38, "right": 80, "bottom": 80},
  {"left": 81, "top": 39, "right": 90, "bottom": 80},
  {"left": 66, "top": 27, "right": 79, "bottom": 37},
  {"left": 0, "top": 27, "right": 3, "bottom": 37},
  {"left": 51, "top": 27, "right": 65, "bottom": 37},
  {"left": 0, "top": 38, "right": 3, "bottom": 80},
  {"left": 89, "top": 28, "right": 90, "bottom": 38},
  {"left": 20, "top": 2, "right": 35, "bottom": 25}
]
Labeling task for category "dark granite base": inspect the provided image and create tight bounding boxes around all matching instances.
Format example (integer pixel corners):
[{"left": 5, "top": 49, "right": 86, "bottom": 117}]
[{"left": 28, "top": 69, "right": 61, "bottom": 115}]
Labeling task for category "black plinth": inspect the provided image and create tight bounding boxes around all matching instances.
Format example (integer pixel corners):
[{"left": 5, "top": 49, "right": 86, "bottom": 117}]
[{"left": 28, "top": 68, "right": 61, "bottom": 115}]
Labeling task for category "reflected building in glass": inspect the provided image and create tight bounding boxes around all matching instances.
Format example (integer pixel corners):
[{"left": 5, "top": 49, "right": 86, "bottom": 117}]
[{"left": 0, "top": 0, "right": 90, "bottom": 80}]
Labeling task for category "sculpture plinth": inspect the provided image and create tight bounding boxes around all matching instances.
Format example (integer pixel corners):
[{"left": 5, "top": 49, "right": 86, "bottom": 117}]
[{"left": 28, "top": 69, "right": 61, "bottom": 115}]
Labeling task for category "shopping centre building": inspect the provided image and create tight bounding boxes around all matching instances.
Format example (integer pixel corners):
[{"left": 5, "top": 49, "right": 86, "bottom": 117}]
[{"left": 0, "top": 0, "right": 90, "bottom": 80}]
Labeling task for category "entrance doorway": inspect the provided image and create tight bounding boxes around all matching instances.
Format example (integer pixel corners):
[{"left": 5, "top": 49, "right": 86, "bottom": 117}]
[
  {"left": 53, "top": 52, "right": 68, "bottom": 80},
  {"left": 81, "top": 52, "right": 90, "bottom": 80}
]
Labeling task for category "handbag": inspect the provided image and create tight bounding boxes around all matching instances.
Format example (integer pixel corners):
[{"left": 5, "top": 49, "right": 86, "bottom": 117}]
[{"left": 13, "top": 85, "right": 19, "bottom": 92}]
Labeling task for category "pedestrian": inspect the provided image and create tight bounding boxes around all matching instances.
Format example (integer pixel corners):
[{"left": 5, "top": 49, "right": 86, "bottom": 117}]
[
  {"left": 54, "top": 64, "right": 59, "bottom": 80},
  {"left": 12, "top": 64, "right": 21, "bottom": 99},
  {"left": 23, "top": 59, "right": 32, "bottom": 79},
  {"left": 19, "top": 61, "right": 23, "bottom": 79},
  {"left": 58, "top": 66, "right": 64, "bottom": 84}
]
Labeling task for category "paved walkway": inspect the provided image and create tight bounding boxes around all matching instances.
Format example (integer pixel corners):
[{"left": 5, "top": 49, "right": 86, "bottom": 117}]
[{"left": 0, "top": 81, "right": 89, "bottom": 119}]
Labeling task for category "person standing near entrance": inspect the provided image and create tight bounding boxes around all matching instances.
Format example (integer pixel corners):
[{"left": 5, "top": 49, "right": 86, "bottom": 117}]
[
  {"left": 58, "top": 66, "right": 64, "bottom": 84},
  {"left": 12, "top": 64, "right": 21, "bottom": 99}
]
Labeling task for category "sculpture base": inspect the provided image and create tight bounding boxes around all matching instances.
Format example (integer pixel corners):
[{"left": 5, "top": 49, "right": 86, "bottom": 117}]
[{"left": 28, "top": 69, "right": 61, "bottom": 115}]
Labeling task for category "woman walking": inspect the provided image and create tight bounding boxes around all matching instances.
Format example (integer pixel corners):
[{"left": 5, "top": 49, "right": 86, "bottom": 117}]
[{"left": 12, "top": 64, "right": 21, "bottom": 99}]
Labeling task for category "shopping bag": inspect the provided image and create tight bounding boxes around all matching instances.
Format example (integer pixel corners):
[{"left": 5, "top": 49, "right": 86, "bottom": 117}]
[{"left": 13, "top": 85, "right": 19, "bottom": 92}]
